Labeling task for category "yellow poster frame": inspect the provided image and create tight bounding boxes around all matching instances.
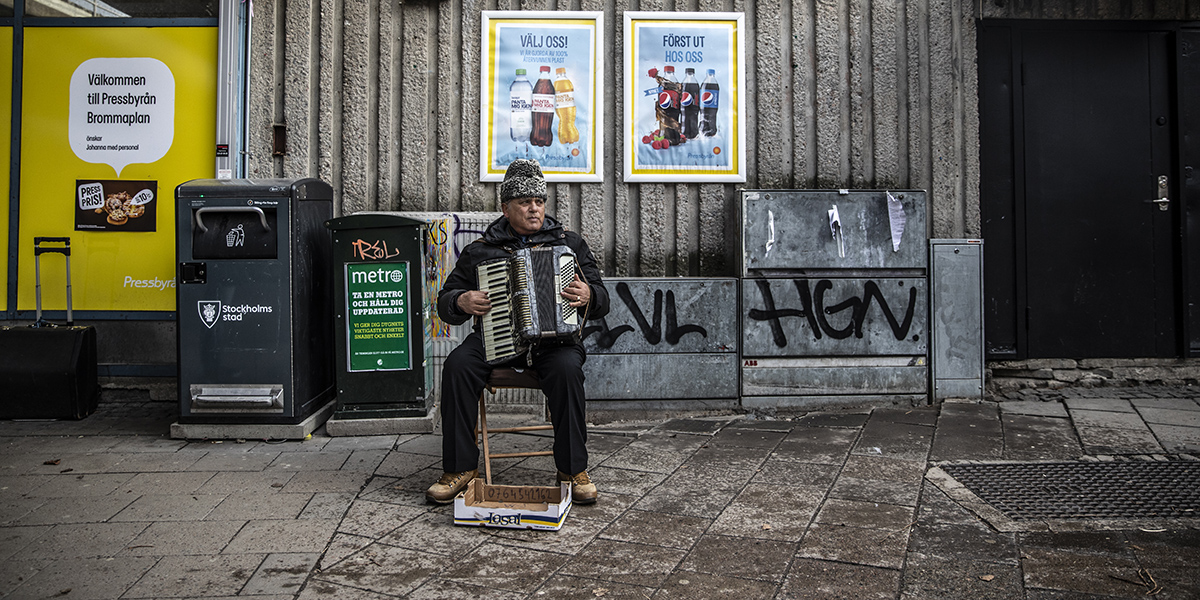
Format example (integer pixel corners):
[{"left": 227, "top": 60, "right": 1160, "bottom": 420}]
[
  {"left": 18, "top": 26, "right": 216, "bottom": 314},
  {"left": 0, "top": 27, "right": 11, "bottom": 313}
]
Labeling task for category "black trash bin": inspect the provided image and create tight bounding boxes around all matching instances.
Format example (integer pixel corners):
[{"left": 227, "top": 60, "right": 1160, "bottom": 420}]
[
  {"left": 326, "top": 213, "right": 433, "bottom": 419},
  {"left": 175, "top": 178, "right": 334, "bottom": 425}
]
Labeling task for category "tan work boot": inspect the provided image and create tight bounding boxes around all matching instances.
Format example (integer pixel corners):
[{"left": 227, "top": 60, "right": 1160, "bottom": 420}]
[
  {"left": 425, "top": 469, "right": 477, "bottom": 504},
  {"left": 557, "top": 470, "right": 598, "bottom": 504}
]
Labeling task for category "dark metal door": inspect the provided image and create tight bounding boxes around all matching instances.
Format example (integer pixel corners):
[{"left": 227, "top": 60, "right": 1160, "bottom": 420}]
[{"left": 1021, "top": 29, "right": 1177, "bottom": 358}]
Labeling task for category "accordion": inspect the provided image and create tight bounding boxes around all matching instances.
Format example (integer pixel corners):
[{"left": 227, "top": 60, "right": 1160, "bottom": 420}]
[{"left": 477, "top": 246, "right": 582, "bottom": 364}]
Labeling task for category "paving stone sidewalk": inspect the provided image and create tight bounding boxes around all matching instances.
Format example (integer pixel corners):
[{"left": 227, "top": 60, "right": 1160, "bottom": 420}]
[{"left": 0, "top": 387, "right": 1198, "bottom": 599}]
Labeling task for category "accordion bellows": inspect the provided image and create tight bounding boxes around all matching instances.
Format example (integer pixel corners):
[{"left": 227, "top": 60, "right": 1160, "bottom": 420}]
[{"left": 477, "top": 246, "right": 581, "bottom": 364}]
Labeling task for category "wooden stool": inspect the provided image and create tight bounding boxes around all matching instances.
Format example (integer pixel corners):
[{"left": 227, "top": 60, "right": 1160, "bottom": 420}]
[{"left": 476, "top": 368, "right": 553, "bottom": 484}]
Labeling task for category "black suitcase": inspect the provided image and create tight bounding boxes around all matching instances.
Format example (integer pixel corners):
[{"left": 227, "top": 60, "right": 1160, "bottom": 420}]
[{"left": 0, "top": 238, "right": 99, "bottom": 420}]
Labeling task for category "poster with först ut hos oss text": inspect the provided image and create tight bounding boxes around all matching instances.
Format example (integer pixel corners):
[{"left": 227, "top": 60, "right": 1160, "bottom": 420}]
[
  {"left": 624, "top": 12, "right": 745, "bottom": 183},
  {"left": 480, "top": 11, "right": 603, "bottom": 182}
]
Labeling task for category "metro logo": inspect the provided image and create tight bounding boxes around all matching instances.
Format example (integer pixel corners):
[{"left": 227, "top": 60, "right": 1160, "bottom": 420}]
[{"left": 351, "top": 268, "right": 405, "bottom": 285}]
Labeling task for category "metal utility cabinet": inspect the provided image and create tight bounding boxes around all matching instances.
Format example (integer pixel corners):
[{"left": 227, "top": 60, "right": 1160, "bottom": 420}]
[
  {"left": 930, "top": 239, "right": 985, "bottom": 400},
  {"left": 740, "top": 190, "right": 929, "bottom": 409},
  {"left": 175, "top": 178, "right": 335, "bottom": 426}
]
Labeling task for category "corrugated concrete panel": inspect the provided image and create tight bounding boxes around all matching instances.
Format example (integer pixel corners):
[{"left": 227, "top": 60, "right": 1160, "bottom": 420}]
[
  {"left": 246, "top": 0, "right": 1002, "bottom": 276},
  {"left": 283, "top": 0, "right": 318, "bottom": 178},
  {"left": 377, "top": 0, "right": 398, "bottom": 211},
  {"left": 247, "top": 0, "right": 277, "bottom": 179},
  {"left": 742, "top": 277, "right": 928, "bottom": 356},
  {"left": 340, "top": 0, "right": 371, "bottom": 214},
  {"left": 755, "top": 0, "right": 787, "bottom": 188},
  {"left": 791, "top": 0, "right": 815, "bottom": 184},
  {"left": 871, "top": 0, "right": 900, "bottom": 188},
  {"left": 814, "top": 0, "right": 844, "bottom": 187},
  {"left": 318, "top": 0, "right": 339, "bottom": 192},
  {"left": 401, "top": 2, "right": 433, "bottom": 210},
  {"left": 848, "top": 0, "right": 866, "bottom": 187}
]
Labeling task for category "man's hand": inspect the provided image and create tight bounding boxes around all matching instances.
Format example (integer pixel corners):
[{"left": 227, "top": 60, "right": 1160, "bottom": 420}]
[
  {"left": 457, "top": 290, "right": 492, "bottom": 316},
  {"left": 561, "top": 274, "right": 590, "bottom": 308}
]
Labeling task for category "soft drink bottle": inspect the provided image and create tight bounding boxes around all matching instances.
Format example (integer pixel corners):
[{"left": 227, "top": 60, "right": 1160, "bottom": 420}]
[
  {"left": 681, "top": 67, "right": 700, "bottom": 139},
  {"left": 698, "top": 69, "right": 720, "bottom": 137},
  {"left": 509, "top": 68, "right": 532, "bottom": 142},
  {"left": 554, "top": 67, "right": 579, "bottom": 144},
  {"left": 658, "top": 65, "right": 681, "bottom": 145},
  {"left": 530, "top": 66, "right": 555, "bottom": 147}
]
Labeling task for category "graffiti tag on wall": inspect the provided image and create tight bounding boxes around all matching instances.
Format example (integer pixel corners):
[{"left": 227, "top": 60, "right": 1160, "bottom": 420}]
[
  {"left": 582, "top": 278, "right": 738, "bottom": 354},
  {"left": 742, "top": 277, "right": 926, "bottom": 357}
]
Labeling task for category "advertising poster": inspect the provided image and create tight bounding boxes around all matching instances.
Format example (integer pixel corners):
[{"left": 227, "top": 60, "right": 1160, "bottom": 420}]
[
  {"left": 480, "top": 11, "right": 603, "bottom": 182},
  {"left": 75, "top": 180, "right": 157, "bottom": 231},
  {"left": 19, "top": 27, "right": 216, "bottom": 313},
  {"left": 345, "top": 262, "right": 412, "bottom": 372},
  {"left": 623, "top": 12, "right": 746, "bottom": 183}
]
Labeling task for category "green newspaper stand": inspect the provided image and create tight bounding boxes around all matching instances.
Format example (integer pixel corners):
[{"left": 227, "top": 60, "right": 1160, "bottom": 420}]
[{"left": 326, "top": 214, "right": 433, "bottom": 419}]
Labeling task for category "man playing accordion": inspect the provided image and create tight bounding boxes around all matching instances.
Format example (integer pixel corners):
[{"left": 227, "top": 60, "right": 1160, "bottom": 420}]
[{"left": 426, "top": 158, "right": 610, "bottom": 505}]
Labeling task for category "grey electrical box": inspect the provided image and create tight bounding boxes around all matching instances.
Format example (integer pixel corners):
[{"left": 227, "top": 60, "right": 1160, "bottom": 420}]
[
  {"left": 582, "top": 278, "right": 740, "bottom": 402},
  {"left": 741, "top": 190, "right": 929, "bottom": 409},
  {"left": 930, "top": 239, "right": 984, "bottom": 400}
]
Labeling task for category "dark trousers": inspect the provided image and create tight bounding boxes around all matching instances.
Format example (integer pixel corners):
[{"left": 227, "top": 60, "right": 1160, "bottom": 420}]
[{"left": 440, "top": 332, "right": 589, "bottom": 475}]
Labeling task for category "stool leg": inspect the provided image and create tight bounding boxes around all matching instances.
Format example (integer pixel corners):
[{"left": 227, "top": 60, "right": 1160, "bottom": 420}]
[{"left": 479, "top": 392, "right": 493, "bottom": 485}]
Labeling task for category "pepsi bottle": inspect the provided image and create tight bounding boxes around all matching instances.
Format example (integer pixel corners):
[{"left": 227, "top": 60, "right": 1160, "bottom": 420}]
[
  {"left": 698, "top": 68, "right": 720, "bottom": 137},
  {"left": 658, "top": 66, "right": 681, "bottom": 145},
  {"left": 681, "top": 68, "right": 700, "bottom": 140}
]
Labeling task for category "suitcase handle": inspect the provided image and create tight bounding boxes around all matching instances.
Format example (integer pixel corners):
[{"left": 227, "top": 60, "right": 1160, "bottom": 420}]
[
  {"left": 34, "top": 237, "right": 71, "bottom": 256},
  {"left": 33, "top": 238, "right": 73, "bottom": 327}
]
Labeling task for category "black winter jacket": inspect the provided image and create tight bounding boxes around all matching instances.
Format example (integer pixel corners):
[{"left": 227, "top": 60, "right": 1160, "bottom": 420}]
[{"left": 436, "top": 214, "right": 610, "bottom": 333}]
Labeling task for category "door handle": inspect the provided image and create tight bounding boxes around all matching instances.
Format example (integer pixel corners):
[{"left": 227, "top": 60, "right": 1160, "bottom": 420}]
[{"left": 1144, "top": 175, "right": 1169, "bottom": 211}]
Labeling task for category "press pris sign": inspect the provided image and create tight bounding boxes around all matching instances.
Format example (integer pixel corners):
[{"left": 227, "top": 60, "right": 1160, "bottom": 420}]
[
  {"left": 75, "top": 179, "right": 156, "bottom": 231},
  {"left": 345, "top": 262, "right": 412, "bottom": 372}
]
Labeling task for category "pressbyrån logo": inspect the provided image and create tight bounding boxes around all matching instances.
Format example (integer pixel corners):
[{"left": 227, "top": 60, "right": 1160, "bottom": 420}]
[{"left": 198, "top": 301, "right": 221, "bottom": 329}]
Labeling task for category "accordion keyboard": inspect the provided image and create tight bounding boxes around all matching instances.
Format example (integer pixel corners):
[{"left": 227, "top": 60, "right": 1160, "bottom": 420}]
[
  {"left": 478, "top": 260, "right": 521, "bottom": 363},
  {"left": 559, "top": 254, "right": 578, "bottom": 326}
]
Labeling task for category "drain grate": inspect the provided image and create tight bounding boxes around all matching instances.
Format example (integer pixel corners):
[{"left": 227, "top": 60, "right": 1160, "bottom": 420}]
[{"left": 941, "top": 461, "right": 1200, "bottom": 520}]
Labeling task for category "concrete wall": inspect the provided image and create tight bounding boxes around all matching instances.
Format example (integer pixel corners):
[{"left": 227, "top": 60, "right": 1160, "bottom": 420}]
[
  {"left": 243, "top": 0, "right": 983, "bottom": 278},
  {"left": 39, "top": 0, "right": 1200, "bottom": 402}
]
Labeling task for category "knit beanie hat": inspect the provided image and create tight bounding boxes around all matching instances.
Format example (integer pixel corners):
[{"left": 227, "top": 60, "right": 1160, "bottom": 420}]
[{"left": 499, "top": 158, "right": 547, "bottom": 203}]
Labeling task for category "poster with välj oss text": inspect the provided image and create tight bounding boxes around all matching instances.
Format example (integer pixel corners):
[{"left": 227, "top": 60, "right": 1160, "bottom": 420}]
[
  {"left": 480, "top": 11, "right": 603, "bottom": 182},
  {"left": 624, "top": 12, "right": 746, "bottom": 183}
]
